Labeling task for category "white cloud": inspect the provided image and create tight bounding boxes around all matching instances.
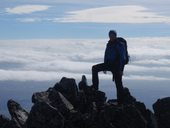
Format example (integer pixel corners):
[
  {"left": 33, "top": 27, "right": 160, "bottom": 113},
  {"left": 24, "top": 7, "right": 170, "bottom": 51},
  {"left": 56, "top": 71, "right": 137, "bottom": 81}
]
[
  {"left": 0, "top": 38, "right": 170, "bottom": 81},
  {"left": 125, "top": 75, "right": 170, "bottom": 81},
  {"left": 17, "top": 18, "right": 42, "bottom": 22},
  {"left": 132, "top": 59, "right": 170, "bottom": 65},
  {"left": 126, "top": 65, "right": 170, "bottom": 72},
  {"left": 5, "top": 5, "right": 50, "bottom": 14},
  {"left": 55, "top": 5, "right": 170, "bottom": 23}
]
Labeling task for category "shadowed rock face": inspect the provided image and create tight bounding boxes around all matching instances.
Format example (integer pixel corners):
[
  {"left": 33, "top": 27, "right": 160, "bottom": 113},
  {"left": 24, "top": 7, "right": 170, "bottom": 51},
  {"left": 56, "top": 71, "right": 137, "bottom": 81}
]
[
  {"left": 32, "top": 91, "right": 50, "bottom": 104},
  {"left": 54, "top": 77, "right": 78, "bottom": 106},
  {"left": 0, "top": 76, "right": 168, "bottom": 128},
  {"left": 26, "top": 102, "right": 64, "bottom": 128},
  {"left": 7, "top": 99, "right": 29, "bottom": 128},
  {"left": 153, "top": 97, "right": 170, "bottom": 128},
  {"left": 101, "top": 104, "right": 147, "bottom": 128}
]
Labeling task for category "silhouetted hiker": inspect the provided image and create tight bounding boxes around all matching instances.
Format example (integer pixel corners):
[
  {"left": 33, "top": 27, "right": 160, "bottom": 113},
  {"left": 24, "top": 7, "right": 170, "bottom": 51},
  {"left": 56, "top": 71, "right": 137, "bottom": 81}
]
[{"left": 91, "top": 30, "right": 127, "bottom": 103}]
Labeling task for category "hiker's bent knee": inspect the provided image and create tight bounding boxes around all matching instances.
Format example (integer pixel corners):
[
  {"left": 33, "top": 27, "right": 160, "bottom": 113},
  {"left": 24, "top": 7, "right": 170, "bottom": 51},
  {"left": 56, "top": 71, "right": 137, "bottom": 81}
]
[{"left": 92, "top": 65, "right": 97, "bottom": 72}]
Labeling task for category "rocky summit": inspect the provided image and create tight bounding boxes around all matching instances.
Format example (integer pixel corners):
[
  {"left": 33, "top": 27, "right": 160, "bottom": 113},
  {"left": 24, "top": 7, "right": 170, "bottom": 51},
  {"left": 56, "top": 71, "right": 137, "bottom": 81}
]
[{"left": 0, "top": 76, "right": 169, "bottom": 128}]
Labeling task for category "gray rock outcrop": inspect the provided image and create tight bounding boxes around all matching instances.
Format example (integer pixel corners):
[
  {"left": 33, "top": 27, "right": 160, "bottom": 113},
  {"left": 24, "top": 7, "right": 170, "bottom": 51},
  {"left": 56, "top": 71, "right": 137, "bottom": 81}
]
[{"left": 1, "top": 76, "right": 169, "bottom": 128}]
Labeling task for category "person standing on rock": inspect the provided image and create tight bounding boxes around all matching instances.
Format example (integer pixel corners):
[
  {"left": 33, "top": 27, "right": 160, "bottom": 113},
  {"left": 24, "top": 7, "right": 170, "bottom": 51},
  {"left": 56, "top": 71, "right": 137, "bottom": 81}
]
[{"left": 91, "top": 30, "right": 126, "bottom": 103}]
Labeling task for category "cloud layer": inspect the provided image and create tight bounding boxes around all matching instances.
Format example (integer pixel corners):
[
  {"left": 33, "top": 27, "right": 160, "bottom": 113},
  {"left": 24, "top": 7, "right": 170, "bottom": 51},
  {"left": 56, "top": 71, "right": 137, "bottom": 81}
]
[
  {"left": 4, "top": 4, "right": 170, "bottom": 24},
  {"left": 56, "top": 5, "right": 170, "bottom": 23},
  {"left": 0, "top": 38, "right": 170, "bottom": 81},
  {"left": 5, "top": 5, "right": 50, "bottom": 14}
]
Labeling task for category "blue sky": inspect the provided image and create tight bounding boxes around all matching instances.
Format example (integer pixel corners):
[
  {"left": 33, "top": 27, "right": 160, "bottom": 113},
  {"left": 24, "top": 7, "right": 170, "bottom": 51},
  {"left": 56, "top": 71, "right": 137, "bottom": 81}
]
[{"left": 1, "top": 0, "right": 170, "bottom": 39}]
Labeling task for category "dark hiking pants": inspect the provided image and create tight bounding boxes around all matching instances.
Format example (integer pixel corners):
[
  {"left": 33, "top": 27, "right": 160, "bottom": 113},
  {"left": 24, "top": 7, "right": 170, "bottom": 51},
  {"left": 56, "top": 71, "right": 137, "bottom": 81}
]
[{"left": 92, "top": 63, "right": 124, "bottom": 101}]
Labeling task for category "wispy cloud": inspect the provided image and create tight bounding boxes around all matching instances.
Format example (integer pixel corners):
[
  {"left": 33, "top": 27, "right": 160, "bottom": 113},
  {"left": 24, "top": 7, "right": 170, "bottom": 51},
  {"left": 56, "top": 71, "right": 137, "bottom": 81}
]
[
  {"left": 55, "top": 5, "right": 170, "bottom": 23},
  {"left": 17, "top": 18, "right": 42, "bottom": 22},
  {"left": 5, "top": 5, "right": 50, "bottom": 14}
]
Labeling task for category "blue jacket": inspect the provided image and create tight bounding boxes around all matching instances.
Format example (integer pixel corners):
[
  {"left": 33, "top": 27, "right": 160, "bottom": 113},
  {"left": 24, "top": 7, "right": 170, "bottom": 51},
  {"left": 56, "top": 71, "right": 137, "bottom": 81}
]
[{"left": 104, "top": 40, "right": 125, "bottom": 72}]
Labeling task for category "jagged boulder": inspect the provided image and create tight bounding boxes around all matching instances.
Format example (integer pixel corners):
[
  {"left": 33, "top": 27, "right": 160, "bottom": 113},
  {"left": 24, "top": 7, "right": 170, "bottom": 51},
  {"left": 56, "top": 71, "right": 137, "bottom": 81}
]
[
  {"left": 78, "top": 75, "right": 87, "bottom": 91},
  {"left": 32, "top": 91, "right": 49, "bottom": 104},
  {"left": 26, "top": 102, "right": 64, "bottom": 128},
  {"left": 32, "top": 80, "right": 75, "bottom": 116},
  {"left": 153, "top": 97, "right": 170, "bottom": 128},
  {"left": 32, "top": 77, "right": 79, "bottom": 107},
  {"left": 122, "top": 87, "right": 157, "bottom": 128},
  {"left": 32, "top": 89, "right": 75, "bottom": 116},
  {"left": 48, "top": 90, "right": 74, "bottom": 115},
  {"left": 54, "top": 77, "right": 78, "bottom": 106},
  {"left": 108, "top": 88, "right": 157, "bottom": 128},
  {"left": 7, "top": 99, "right": 29, "bottom": 128},
  {"left": 135, "top": 102, "right": 157, "bottom": 128},
  {"left": 122, "top": 87, "right": 136, "bottom": 104},
  {"left": 78, "top": 75, "right": 107, "bottom": 111}
]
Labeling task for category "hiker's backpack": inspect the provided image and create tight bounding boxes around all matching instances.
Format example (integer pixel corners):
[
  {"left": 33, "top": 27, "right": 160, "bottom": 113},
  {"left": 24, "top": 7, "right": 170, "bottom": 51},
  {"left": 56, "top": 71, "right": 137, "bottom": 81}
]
[{"left": 117, "top": 37, "right": 130, "bottom": 65}]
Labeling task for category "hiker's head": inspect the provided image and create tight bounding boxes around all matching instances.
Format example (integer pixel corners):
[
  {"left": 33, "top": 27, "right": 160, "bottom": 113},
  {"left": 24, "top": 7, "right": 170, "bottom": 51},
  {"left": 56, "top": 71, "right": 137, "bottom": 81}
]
[{"left": 109, "top": 30, "right": 117, "bottom": 41}]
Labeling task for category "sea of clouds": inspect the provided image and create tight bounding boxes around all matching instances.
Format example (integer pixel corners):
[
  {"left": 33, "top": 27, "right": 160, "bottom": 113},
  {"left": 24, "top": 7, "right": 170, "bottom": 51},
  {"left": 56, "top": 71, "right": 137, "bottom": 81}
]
[
  {"left": 0, "top": 38, "right": 170, "bottom": 82},
  {"left": 0, "top": 37, "right": 170, "bottom": 113}
]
